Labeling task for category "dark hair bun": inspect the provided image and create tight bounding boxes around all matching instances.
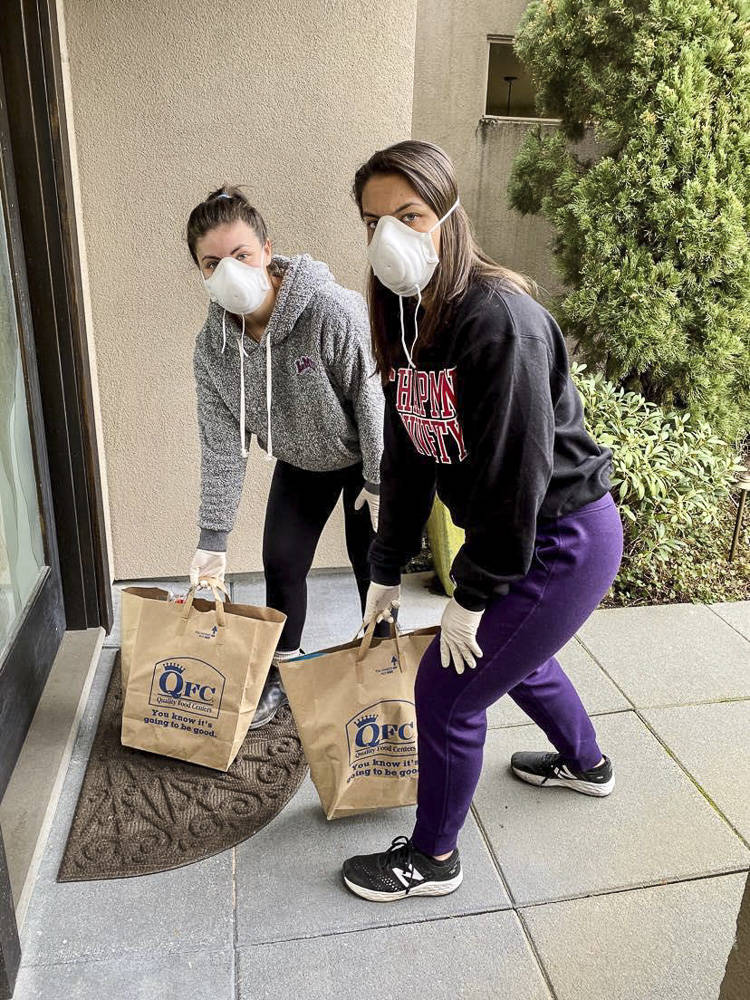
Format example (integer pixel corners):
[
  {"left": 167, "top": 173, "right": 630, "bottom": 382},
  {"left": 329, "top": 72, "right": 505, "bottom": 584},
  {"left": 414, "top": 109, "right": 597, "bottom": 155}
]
[{"left": 206, "top": 184, "right": 249, "bottom": 204}]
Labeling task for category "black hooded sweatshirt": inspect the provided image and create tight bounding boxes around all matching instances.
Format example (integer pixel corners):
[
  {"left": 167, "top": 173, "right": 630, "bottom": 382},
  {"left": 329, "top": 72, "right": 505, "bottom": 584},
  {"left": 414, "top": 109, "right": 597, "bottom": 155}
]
[{"left": 369, "top": 279, "right": 614, "bottom": 611}]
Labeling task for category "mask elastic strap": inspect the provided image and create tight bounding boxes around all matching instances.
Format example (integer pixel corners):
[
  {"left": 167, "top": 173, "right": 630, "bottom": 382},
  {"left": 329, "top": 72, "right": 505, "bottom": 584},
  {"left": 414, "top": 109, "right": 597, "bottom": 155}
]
[
  {"left": 221, "top": 309, "right": 227, "bottom": 354},
  {"left": 398, "top": 288, "right": 422, "bottom": 370},
  {"left": 265, "top": 326, "right": 273, "bottom": 461},
  {"left": 398, "top": 296, "right": 413, "bottom": 369},
  {"left": 428, "top": 196, "right": 461, "bottom": 234},
  {"left": 412, "top": 286, "right": 422, "bottom": 366},
  {"left": 238, "top": 314, "right": 249, "bottom": 459}
]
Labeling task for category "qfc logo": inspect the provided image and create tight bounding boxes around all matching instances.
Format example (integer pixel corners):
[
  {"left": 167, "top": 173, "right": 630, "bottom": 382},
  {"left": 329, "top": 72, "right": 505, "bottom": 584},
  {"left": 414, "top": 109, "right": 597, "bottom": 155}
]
[
  {"left": 345, "top": 700, "right": 416, "bottom": 766},
  {"left": 149, "top": 658, "right": 225, "bottom": 719}
]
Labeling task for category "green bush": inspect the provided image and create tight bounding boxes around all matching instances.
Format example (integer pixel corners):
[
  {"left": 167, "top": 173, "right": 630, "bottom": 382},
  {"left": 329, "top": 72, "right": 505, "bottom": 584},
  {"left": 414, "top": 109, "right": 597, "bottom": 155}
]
[
  {"left": 509, "top": 0, "right": 750, "bottom": 444},
  {"left": 572, "top": 362, "right": 749, "bottom": 604}
]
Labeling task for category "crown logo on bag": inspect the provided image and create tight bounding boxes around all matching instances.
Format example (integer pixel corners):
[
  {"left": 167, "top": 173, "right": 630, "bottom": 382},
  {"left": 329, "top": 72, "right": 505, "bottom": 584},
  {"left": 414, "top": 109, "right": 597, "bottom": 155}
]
[
  {"left": 355, "top": 713, "right": 378, "bottom": 728},
  {"left": 163, "top": 662, "right": 185, "bottom": 675}
]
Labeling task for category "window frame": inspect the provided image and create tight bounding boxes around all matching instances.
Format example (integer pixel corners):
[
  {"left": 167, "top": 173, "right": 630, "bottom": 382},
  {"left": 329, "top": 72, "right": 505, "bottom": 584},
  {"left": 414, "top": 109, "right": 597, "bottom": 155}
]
[{"left": 482, "top": 34, "right": 562, "bottom": 125}]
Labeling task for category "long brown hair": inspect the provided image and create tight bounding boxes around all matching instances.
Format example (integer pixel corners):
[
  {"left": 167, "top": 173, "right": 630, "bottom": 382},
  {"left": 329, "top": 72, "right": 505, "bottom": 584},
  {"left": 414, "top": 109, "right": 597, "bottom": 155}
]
[{"left": 352, "top": 140, "right": 537, "bottom": 376}]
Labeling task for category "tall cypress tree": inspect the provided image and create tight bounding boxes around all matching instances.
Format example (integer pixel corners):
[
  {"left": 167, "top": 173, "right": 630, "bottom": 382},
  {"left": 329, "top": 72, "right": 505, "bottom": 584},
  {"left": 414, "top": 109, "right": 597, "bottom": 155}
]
[{"left": 509, "top": 0, "right": 750, "bottom": 443}]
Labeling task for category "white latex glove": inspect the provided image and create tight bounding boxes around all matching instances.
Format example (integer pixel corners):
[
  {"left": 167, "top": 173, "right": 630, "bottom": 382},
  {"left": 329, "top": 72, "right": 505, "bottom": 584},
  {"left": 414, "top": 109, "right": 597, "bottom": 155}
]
[
  {"left": 189, "top": 549, "right": 227, "bottom": 588},
  {"left": 363, "top": 581, "right": 400, "bottom": 627},
  {"left": 440, "top": 597, "right": 484, "bottom": 675},
  {"left": 354, "top": 486, "right": 380, "bottom": 531}
]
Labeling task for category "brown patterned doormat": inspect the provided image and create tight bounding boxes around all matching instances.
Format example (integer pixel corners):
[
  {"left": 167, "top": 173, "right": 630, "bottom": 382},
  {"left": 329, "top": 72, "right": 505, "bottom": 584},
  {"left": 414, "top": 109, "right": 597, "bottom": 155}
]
[{"left": 57, "top": 650, "right": 308, "bottom": 882}]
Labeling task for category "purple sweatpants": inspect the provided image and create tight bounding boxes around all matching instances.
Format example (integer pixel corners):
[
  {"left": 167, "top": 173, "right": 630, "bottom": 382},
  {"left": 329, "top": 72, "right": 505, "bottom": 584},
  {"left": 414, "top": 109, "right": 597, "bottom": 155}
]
[{"left": 412, "top": 491, "right": 624, "bottom": 856}]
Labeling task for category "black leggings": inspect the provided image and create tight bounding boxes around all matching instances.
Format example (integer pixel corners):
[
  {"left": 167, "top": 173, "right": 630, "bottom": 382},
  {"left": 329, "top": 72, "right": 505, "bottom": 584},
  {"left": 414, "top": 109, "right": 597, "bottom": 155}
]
[{"left": 263, "top": 460, "right": 375, "bottom": 650}]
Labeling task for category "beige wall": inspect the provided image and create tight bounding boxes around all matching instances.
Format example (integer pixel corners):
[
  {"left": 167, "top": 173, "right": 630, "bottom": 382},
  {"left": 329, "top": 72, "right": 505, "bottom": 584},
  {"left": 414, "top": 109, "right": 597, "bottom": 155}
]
[
  {"left": 413, "top": 0, "right": 595, "bottom": 305},
  {"left": 59, "top": 0, "right": 417, "bottom": 581}
]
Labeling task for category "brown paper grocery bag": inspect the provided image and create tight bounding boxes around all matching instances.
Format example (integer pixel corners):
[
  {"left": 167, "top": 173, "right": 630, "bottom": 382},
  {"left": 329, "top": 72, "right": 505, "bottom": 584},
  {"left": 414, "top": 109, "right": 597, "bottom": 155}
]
[
  {"left": 279, "top": 622, "right": 439, "bottom": 819},
  {"left": 121, "top": 581, "right": 286, "bottom": 771}
]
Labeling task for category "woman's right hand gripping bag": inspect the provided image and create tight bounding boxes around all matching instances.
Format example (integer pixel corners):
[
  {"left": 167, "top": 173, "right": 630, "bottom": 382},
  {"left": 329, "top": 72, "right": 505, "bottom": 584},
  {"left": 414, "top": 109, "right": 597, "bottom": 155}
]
[{"left": 279, "top": 622, "right": 438, "bottom": 819}]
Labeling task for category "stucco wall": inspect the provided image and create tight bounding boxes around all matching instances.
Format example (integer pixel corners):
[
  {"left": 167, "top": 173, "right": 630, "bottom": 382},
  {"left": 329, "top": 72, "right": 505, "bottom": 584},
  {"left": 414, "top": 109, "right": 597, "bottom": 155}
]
[
  {"left": 60, "top": 0, "right": 417, "bottom": 580},
  {"left": 413, "top": 0, "right": 596, "bottom": 306}
]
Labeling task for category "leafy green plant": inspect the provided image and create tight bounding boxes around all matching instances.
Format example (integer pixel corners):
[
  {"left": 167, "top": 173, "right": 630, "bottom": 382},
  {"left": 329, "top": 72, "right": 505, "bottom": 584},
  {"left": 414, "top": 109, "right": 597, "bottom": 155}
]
[
  {"left": 572, "top": 361, "right": 749, "bottom": 603},
  {"left": 509, "top": 0, "right": 750, "bottom": 444}
]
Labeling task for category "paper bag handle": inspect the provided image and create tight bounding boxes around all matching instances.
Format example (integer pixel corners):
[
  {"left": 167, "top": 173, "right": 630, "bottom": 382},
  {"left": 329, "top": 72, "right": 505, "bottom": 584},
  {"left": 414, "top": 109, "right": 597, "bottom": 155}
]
[
  {"left": 181, "top": 577, "right": 229, "bottom": 628},
  {"left": 355, "top": 617, "right": 404, "bottom": 670}
]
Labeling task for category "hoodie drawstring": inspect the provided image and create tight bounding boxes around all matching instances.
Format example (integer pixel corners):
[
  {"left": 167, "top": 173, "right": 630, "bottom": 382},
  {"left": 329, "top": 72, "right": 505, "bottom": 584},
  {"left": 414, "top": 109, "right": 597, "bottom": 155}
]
[
  {"left": 265, "top": 326, "right": 273, "bottom": 460},
  {"left": 398, "top": 286, "right": 421, "bottom": 369},
  {"left": 219, "top": 308, "right": 272, "bottom": 460},
  {"left": 238, "top": 314, "right": 249, "bottom": 459},
  {"left": 221, "top": 309, "right": 250, "bottom": 459}
]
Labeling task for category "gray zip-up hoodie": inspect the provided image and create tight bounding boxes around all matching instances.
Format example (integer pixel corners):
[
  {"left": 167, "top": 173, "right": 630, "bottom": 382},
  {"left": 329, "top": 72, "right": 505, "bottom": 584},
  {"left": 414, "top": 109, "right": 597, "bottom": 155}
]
[{"left": 193, "top": 254, "right": 384, "bottom": 551}]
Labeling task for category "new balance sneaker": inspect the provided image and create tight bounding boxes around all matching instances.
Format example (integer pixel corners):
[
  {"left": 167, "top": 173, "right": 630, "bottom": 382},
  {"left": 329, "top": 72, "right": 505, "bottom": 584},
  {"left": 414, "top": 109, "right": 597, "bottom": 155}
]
[
  {"left": 511, "top": 751, "right": 615, "bottom": 797},
  {"left": 342, "top": 836, "right": 463, "bottom": 902}
]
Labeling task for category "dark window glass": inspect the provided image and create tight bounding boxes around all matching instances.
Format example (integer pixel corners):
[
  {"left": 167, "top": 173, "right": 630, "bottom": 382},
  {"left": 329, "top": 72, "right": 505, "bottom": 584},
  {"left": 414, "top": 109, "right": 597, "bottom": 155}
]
[{"left": 485, "top": 39, "right": 538, "bottom": 118}]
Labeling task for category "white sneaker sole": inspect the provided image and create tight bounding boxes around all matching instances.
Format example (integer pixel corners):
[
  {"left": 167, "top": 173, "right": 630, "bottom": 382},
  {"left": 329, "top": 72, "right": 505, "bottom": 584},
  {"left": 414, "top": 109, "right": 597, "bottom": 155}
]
[
  {"left": 512, "top": 766, "right": 615, "bottom": 797},
  {"left": 343, "top": 869, "right": 464, "bottom": 902}
]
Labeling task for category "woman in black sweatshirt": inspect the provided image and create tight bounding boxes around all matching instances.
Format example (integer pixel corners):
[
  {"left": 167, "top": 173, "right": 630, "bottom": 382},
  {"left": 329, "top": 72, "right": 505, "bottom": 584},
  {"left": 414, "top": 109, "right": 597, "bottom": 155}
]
[{"left": 341, "top": 140, "right": 624, "bottom": 903}]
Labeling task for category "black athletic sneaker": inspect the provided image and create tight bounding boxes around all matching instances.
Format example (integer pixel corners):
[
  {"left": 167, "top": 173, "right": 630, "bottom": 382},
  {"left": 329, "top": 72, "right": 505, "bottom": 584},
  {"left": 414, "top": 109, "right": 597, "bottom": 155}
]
[
  {"left": 342, "top": 836, "right": 462, "bottom": 902},
  {"left": 511, "top": 751, "right": 615, "bottom": 797}
]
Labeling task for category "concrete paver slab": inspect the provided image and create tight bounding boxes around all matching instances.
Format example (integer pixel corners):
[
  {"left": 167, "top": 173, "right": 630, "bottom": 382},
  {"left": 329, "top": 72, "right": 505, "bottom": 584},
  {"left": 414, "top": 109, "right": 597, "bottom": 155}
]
[
  {"left": 237, "top": 912, "right": 552, "bottom": 1000},
  {"left": 522, "top": 873, "right": 746, "bottom": 1000},
  {"left": 234, "top": 776, "right": 509, "bottom": 946},
  {"left": 473, "top": 712, "right": 749, "bottom": 905},
  {"left": 710, "top": 600, "right": 750, "bottom": 641},
  {"left": 577, "top": 604, "right": 750, "bottom": 707},
  {"left": 21, "top": 845, "right": 233, "bottom": 966},
  {"left": 643, "top": 700, "right": 750, "bottom": 842},
  {"left": 12, "top": 948, "right": 234, "bottom": 999}
]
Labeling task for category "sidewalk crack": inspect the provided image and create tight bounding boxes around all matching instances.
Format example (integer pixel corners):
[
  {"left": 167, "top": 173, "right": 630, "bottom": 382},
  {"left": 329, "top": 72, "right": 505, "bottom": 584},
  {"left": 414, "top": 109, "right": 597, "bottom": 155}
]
[
  {"left": 470, "top": 802, "right": 559, "bottom": 999},
  {"left": 232, "top": 848, "right": 240, "bottom": 1000}
]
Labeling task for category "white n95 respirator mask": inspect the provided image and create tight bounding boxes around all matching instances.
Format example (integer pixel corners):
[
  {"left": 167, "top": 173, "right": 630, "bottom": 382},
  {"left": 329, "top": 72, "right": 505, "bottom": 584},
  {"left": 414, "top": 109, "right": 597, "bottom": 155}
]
[
  {"left": 203, "top": 255, "right": 270, "bottom": 314},
  {"left": 366, "top": 197, "right": 460, "bottom": 297}
]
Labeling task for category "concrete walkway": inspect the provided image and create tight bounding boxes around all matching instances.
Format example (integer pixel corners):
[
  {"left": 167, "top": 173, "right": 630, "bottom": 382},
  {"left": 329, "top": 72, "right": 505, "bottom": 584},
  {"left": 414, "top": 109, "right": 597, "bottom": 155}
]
[{"left": 11, "top": 572, "right": 750, "bottom": 999}]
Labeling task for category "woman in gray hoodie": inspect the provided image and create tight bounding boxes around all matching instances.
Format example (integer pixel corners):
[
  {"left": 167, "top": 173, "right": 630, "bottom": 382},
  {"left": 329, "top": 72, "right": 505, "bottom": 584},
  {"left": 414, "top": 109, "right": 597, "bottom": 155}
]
[{"left": 186, "top": 186, "right": 385, "bottom": 728}]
